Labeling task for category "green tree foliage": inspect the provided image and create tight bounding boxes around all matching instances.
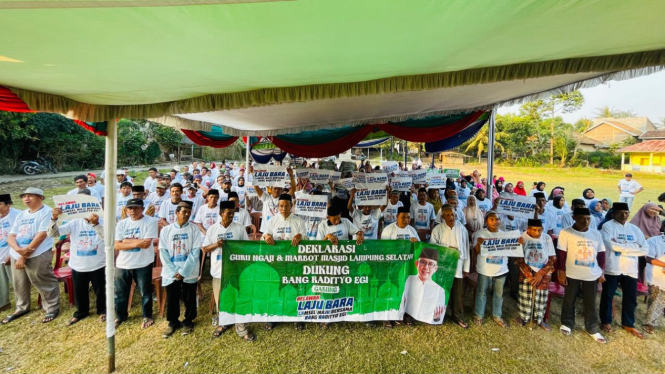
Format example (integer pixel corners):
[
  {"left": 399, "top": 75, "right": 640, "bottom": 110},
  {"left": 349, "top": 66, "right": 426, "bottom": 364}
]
[
  {"left": 463, "top": 125, "right": 506, "bottom": 163},
  {"left": 117, "top": 119, "right": 161, "bottom": 166},
  {"left": 0, "top": 111, "right": 36, "bottom": 172},
  {"left": 147, "top": 121, "right": 183, "bottom": 154},
  {"left": 594, "top": 106, "right": 637, "bottom": 118}
]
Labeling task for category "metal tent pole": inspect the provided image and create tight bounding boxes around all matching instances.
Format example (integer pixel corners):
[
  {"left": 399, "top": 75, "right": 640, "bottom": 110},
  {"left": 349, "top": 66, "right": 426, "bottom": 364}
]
[
  {"left": 103, "top": 119, "right": 118, "bottom": 373},
  {"left": 390, "top": 137, "right": 394, "bottom": 160},
  {"left": 404, "top": 141, "right": 407, "bottom": 167},
  {"left": 244, "top": 137, "right": 250, "bottom": 181},
  {"left": 486, "top": 108, "right": 497, "bottom": 200}
]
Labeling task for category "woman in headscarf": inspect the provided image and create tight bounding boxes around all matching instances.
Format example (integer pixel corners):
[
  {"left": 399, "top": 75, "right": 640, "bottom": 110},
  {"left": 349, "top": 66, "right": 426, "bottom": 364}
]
[
  {"left": 581, "top": 188, "right": 596, "bottom": 208},
  {"left": 589, "top": 199, "right": 605, "bottom": 222},
  {"left": 492, "top": 180, "right": 503, "bottom": 201},
  {"left": 530, "top": 181, "right": 546, "bottom": 197},
  {"left": 546, "top": 187, "right": 569, "bottom": 212},
  {"left": 427, "top": 188, "right": 444, "bottom": 216},
  {"left": 630, "top": 202, "right": 664, "bottom": 238},
  {"left": 463, "top": 195, "right": 484, "bottom": 234},
  {"left": 513, "top": 181, "right": 527, "bottom": 196}
]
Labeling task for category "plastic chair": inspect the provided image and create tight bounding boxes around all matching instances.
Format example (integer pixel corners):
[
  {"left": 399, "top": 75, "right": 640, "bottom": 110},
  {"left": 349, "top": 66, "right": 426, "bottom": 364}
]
[
  {"left": 250, "top": 212, "right": 262, "bottom": 232},
  {"left": 38, "top": 239, "right": 74, "bottom": 307},
  {"left": 543, "top": 282, "right": 565, "bottom": 322},
  {"left": 127, "top": 266, "right": 165, "bottom": 317}
]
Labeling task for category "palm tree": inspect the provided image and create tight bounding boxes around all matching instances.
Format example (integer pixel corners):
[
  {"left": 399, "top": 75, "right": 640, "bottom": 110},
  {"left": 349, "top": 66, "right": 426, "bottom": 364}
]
[
  {"left": 464, "top": 125, "right": 505, "bottom": 163},
  {"left": 594, "top": 106, "right": 617, "bottom": 118}
]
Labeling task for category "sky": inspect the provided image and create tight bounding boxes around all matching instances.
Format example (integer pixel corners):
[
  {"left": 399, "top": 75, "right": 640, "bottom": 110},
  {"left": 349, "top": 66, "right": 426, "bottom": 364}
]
[{"left": 498, "top": 70, "right": 665, "bottom": 126}]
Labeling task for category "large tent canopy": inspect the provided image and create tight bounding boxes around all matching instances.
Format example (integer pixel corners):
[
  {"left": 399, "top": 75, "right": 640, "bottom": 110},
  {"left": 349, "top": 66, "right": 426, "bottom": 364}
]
[{"left": 1, "top": 0, "right": 664, "bottom": 137}]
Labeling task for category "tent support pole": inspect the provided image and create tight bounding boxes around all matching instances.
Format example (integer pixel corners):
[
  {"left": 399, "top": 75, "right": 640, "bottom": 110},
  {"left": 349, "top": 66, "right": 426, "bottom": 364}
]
[
  {"left": 244, "top": 137, "right": 250, "bottom": 181},
  {"left": 104, "top": 119, "right": 118, "bottom": 373},
  {"left": 404, "top": 141, "right": 407, "bottom": 166},
  {"left": 390, "top": 137, "right": 394, "bottom": 160},
  {"left": 486, "top": 108, "right": 497, "bottom": 200},
  {"left": 431, "top": 153, "right": 435, "bottom": 169}
]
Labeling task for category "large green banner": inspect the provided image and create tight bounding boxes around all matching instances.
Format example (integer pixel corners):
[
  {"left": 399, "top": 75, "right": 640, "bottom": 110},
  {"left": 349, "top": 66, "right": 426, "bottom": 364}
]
[{"left": 219, "top": 240, "right": 459, "bottom": 325}]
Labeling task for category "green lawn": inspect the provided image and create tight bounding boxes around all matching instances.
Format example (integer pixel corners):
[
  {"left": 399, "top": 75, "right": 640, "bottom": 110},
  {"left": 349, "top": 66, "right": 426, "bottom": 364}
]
[{"left": 0, "top": 166, "right": 664, "bottom": 373}]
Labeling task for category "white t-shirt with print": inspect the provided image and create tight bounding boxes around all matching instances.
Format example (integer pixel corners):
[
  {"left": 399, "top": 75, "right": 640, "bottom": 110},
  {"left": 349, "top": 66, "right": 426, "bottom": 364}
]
[
  {"left": 557, "top": 226, "right": 605, "bottom": 281},
  {"left": 203, "top": 222, "right": 248, "bottom": 279},
  {"left": 410, "top": 202, "right": 436, "bottom": 230},
  {"left": 193, "top": 204, "right": 220, "bottom": 231},
  {"left": 260, "top": 194, "right": 279, "bottom": 233},
  {"left": 114, "top": 216, "right": 158, "bottom": 270},
  {"left": 264, "top": 214, "right": 308, "bottom": 241},
  {"left": 67, "top": 187, "right": 103, "bottom": 203},
  {"left": 316, "top": 218, "right": 360, "bottom": 240},
  {"left": 476, "top": 198, "right": 492, "bottom": 216},
  {"left": 383, "top": 201, "right": 403, "bottom": 227},
  {"left": 380, "top": 223, "right": 420, "bottom": 241},
  {"left": 456, "top": 186, "right": 471, "bottom": 208},
  {"left": 472, "top": 229, "right": 508, "bottom": 277},
  {"left": 601, "top": 220, "right": 647, "bottom": 278},
  {"left": 352, "top": 209, "right": 382, "bottom": 240},
  {"left": 144, "top": 176, "right": 157, "bottom": 193},
  {"left": 232, "top": 208, "right": 252, "bottom": 228},
  {"left": 0, "top": 208, "right": 21, "bottom": 263},
  {"left": 56, "top": 218, "right": 106, "bottom": 272},
  {"left": 10, "top": 205, "right": 53, "bottom": 260},
  {"left": 521, "top": 232, "right": 556, "bottom": 273},
  {"left": 618, "top": 179, "right": 642, "bottom": 198},
  {"left": 147, "top": 192, "right": 169, "bottom": 217},
  {"left": 158, "top": 222, "right": 202, "bottom": 285},
  {"left": 182, "top": 194, "right": 204, "bottom": 220},
  {"left": 302, "top": 216, "right": 325, "bottom": 240},
  {"left": 115, "top": 193, "right": 132, "bottom": 221},
  {"left": 645, "top": 235, "right": 665, "bottom": 287},
  {"left": 159, "top": 199, "right": 180, "bottom": 225}
]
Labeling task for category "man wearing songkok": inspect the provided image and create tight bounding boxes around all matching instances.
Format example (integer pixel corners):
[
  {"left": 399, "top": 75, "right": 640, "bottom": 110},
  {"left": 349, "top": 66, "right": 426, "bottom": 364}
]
[
  {"left": 400, "top": 248, "right": 446, "bottom": 325},
  {"left": 473, "top": 211, "right": 511, "bottom": 328},
  {"left": 114, "top": 198, "right": 158, "bottom": 329},
  {"left": 558, "top": 207, "right": 607, "bottom": 343},
  {"left": 193, "top": 189, "right": 220, "bottom": 235},
  {"left": 0, "top": 194, "right": 20, "bottom": 312},
  {"left": 48, "top": 200, "right": 106, "bottom": 326},
  {"left": 599, "top": 202, "right": 647, "bottom": 339},
  {"left": 430, "top": 204, "right": 469, "bottom": 328},
  {"left": 560, "top": 199, "right": 601, "bottom": 230},
  {"left": 514, "top": 219, "right": 556, "bottom": 331},
  {"left": 262, "top": 193, "right": 307, "bottom": 331},
  {"left": 316, "top": 206, "right": 364, "bottom": 245},
  {"left": 202, "top": 201, "right": 255, "bottom": 341},
  {"left": 159, "top": 201, "right": 202, "bottom": 337},
  {"left": 227, "top": 192, "right": 251, "bottom": 229},
  {"left": 644, "top": 232, "right": 665, "bottom": 333},
  {"left": 2, "top": 188, "right": 59, "bottom": 324}
]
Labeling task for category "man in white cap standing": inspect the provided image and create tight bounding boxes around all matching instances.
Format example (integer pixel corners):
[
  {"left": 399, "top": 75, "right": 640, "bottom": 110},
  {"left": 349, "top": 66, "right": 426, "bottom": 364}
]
[{"left": 2, "top": 188, "right": 60, "bottom": 324}]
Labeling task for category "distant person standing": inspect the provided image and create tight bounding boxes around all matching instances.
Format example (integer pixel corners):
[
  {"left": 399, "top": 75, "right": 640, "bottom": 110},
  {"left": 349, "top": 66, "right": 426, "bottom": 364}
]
[{"left": 617, "top": 173, "right": 643, "bottom": 210}]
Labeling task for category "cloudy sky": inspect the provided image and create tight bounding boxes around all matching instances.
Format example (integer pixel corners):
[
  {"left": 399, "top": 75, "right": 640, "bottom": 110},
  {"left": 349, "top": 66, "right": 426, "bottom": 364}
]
[{"left": 498, "top": 70, "right": 665, "bottom": 126}]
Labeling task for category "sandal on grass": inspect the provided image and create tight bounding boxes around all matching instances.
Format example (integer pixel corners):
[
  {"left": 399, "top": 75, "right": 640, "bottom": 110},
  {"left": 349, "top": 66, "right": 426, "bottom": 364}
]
[
  {"left": 264, "top": 322, "right": 276, "bottom": 330},
  {"left": 560, "top": 325, "right": 572, "bottom": 336},
  {"left": 588, "top": 332, "right": 607, "bottom": 344},
  {"left": 514, "top": 317, "right": 526, "bottom": 327},
  {"left": 456, "top": 320, "right": 469, "bottom": 329},
  {"left": 644, "top": 324, "right": 656, "bottom": 334},
  {"left": 473, "top": 316, "right": 483, "bottom": 326},
  {"left": 114, "top": 319, "right": 123, "bottom": 328},
  {"left": 100, "top": 314, "right": 106, "bottom": 323},
  {"left": 141, "top": 318, "right": 154, "bottom": 329},
  {"left": 492, "top": 317, "right": 508, "bottom": 328},
  {"left": 243, "top": 332, "right": 256, "bottom": 342},
  {"left": 539, "top": 322, "right": 552, "bottom": 332},
  {"left": 66, "top": 317, "right": 82, "bottom": 326},
  {"left": 383, "top": 321, "right": 393, "bottom": 329},
  {"left": 2, "top": 312, "right": 28, "bottom": 325},
  {"left": 600, "top": 323, "right": 612, "bottom": 333},
  {"left": 42, "top": 312, "right": 58, "bottom": 323},
  {"left": 212, "top": 325, "right": 230, "bottom": 338},
  {"left": 622, "top": 326, "right": 644, "bottom": 339}
]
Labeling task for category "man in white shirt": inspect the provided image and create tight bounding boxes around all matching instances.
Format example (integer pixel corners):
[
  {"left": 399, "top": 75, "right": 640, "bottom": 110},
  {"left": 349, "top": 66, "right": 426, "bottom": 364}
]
[
  {"left": 114, "top": 198, "right": 159, "bottom": 329},
  {"left": 144, "top": 167, "right": 158, "bottom": 193},
  {"left": 430, "top": 204, "right": 469, "bottom": 328},
  {"left": 116, "top": 181, "right": 133, "bottom": 221},
  {"left": 348, "top": 188, "right": 387, "bottom": 240},
  {"left": 201, "top": 201, "right": 255, "bottom": 341},
  {"left": 599, "top": 202, "right": 647, "bottom": 339},
  {"left": 3, "top": 188, "right": 59, "bottom": 324},
  {"left": 86, "top": 173, "right": 105, "bottom": 207},
  {"left": 410, "top": 188, "right": 436, "bottom": 239},
  {"left": 147, "top": 182, "right": 170, "bottom": 218},
  {"left": 316, "top": 206, "right": 363, "bottom": 245},
  {"left": 193, "top": 189, "right": 220, "bottom": 235},
  {"left": 400, "top": 248, "right": 446, "bottom": 325},
  {"left": 67, "top": 174, "right": 103, "bottom": 203},
  {"left": 617, "top": 173, "right": 643, "bottom": 210},
  {"left": 182, "top": 186, "right": 204, "bottom": 221},
  {"left": 159, "top": 183, "right": 184, "bottom": 228},
  {"left": 253, "top": 167, "right": 296, "bottom": 233},
  {"left": 159, "top": 201, "right": 202, "bottom": 337},
  {"left": 0, "top": 194, "right": 20, "bottom": 312},
  {"left": 514, "top": 219, "right": 556, "bottom": 331},
  {"left": 533, "top": 192, "right": 555, "bottom": 236},
  {"left": 561, "top": 199, "right": 601, "bottom": 231},
  {"left": 48, "top": 203, "right": 106, "bottom": 326},
  {"left": 644, "top": 233, "right": 665, "bottom": 333},
  {"left": 381, "top": 207, "right": 420, "bottom": 242},
  {"left": 558, "top": 207, "right": 607, "bottom": 343},
  {"left": 383, "top": 190, "right": 403, "bottom": 227},
  {"left": 227, "top": 192, "right": 252, "bottom": 229},
  {"left": 262, "top": 194, "right": 307, "bottom": 331}
]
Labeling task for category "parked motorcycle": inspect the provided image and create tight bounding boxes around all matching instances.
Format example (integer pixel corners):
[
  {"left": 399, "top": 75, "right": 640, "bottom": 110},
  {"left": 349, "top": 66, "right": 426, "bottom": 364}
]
[{"left": 20, "top": 157, "right": 57, "bottom": 175}]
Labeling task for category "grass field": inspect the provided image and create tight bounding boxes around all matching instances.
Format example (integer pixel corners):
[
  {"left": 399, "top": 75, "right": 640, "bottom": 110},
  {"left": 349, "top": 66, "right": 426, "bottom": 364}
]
[{"left": 0, "top": 166, "right": 664, "bottom": 374}]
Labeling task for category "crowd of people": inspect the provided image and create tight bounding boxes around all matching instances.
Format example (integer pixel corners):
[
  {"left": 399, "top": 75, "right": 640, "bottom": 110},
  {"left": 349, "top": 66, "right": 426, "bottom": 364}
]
[{"left": 1, "top": 159, "right": 664, "bottom": 345}]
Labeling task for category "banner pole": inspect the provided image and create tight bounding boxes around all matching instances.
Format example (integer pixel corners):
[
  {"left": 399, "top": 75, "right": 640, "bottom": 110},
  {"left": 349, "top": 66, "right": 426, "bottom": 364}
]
[
  {"left": 390, "top": 137, "right": 394, "bottom": 160},
  {"left": 486, "top": 108, "right": 497, "bottom": 199},
  {"left": 103, "top": 119, "right": 118, "bottom": 373},
  {"left": 245, "top": 137, "right": 250, "bottom": 181}
]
